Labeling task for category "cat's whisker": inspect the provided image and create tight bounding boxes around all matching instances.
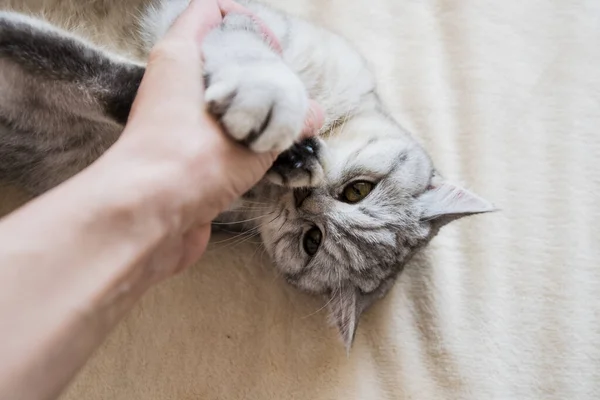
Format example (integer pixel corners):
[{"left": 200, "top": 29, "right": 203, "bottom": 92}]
[
  {"left": 209, "top": 231, "right": 259, "bottom": 252},
  {"left": 220, "top": 205, "right": 271, "bottom": 212},
  {"left": 272, "top": 209, "right": 287, "bottom": 234},
  {"left": 299, "top": 265, "right": 344, "bottom": 320},
  {"left": 331, "top": 109, "right": 352, "bottom": 136},
  {"left": 268, "top": 213, "right": 281, "bottom": 224},
  {"left": 228, "top": 205, "right": 270, "bottom": 211},
  {"left": 208, "top": 229, "right": 259, "bottom": 247},
  {"left": 300, "top": 288, "right": 337, "bottom": 319},
  {"left": 210, "top": 211, "right": 279, "bottom": 253},
  {"left": 211, "top": 213, "right": 272, "bottom": 226},
  {"left": 244, "top": 213, "right": 282, "bottom": 232},
  {"left": 264, "top": 208, "right": 284, "bottom": 226},
  {"left": 220, "top": 230, "right": 262, "bottom": 250},
  {"left": 249, "top": 241, "right": 268, "bottom": 266},
  {"left": 208, "top": 227, "right": 259, "bottom": 246},
  {"left": 339, "top": 111, "right": 352, "bottom": 134},
  {"left": 259, "top": 245, "right": 269, "bottom": 260}
]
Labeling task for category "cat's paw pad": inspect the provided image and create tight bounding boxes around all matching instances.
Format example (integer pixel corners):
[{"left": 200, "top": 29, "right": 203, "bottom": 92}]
[
  {"left": 205, "top": 62, "right": 308, "bottom": 153},
  {"left": 267, "top": 137, "right": 325, "bottom": 188}
]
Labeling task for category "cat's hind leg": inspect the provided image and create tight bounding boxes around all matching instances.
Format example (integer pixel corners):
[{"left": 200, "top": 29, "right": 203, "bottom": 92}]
[{"left": 0, "top": 12, "right": 145, "bottom": 193}]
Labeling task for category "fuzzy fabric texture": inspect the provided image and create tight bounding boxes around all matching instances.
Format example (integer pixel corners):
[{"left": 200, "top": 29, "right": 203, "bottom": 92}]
[{"left": 1, "top": 0, "right": 599, "bottom": 398}]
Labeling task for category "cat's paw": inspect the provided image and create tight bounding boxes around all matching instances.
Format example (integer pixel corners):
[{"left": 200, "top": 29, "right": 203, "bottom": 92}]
[
  {"left": 205, "top": 62, "right": 308, "bottom": 153},
  {"left": 266, "top": 137, "right": 325, "bottom": 188}
]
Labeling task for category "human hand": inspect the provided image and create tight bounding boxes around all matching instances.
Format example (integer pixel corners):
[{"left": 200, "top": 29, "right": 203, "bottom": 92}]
[
  {"left": 0, "top": 2, "right": 323, "bottom": 397},
  {"left": 98, "top": 0, "right": 323, "bottom": 284}
]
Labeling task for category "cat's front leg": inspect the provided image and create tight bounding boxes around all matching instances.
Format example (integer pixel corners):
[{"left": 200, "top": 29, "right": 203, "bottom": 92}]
[
  {"left": 202, "top": 12, "right": 326, "bottom": 188},
  {"left": 203, "top": 13, "right": 309, "bottom": 153}
]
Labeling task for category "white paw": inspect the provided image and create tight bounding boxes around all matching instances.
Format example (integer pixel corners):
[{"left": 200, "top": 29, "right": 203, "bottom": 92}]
[{"left": 205, "top": 62, "right": 309, "bottom": 153}]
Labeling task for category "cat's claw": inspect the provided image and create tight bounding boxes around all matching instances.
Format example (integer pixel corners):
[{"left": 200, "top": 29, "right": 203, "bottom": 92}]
[
  {"left": 267, "top": 137, "right": 325, "bottom": 188},
  {"left": 205, "top": 62, "right": 309, "bottom": 153}
]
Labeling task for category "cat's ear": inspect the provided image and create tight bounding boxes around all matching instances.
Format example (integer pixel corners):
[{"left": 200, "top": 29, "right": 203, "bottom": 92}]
[
  {"left": 327, "top": 286, "right": 361, "bottom": 351},
  {"left": 327, "top": 284, "right": 386, "bottom": 351},
  {"left": 418, "top": 179, "right": 496, "bottom": 225}
]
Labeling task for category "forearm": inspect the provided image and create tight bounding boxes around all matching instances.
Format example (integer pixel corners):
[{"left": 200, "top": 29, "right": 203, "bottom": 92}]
[
  {"left": 0, "top": 159, "right": 170, "bottom": 400},
  {"left": 0, "top": 1, "right": 278, "bottom": 398}
]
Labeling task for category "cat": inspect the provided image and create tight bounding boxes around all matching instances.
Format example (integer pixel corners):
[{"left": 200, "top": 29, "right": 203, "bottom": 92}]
[{"left": 0, "top": 0, "right": 494, "bottom": 349}]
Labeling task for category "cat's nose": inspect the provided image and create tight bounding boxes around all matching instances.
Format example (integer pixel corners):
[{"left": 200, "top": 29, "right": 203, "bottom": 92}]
[{"left": 294, "top": 188, "right": 312, "bottom": 209}]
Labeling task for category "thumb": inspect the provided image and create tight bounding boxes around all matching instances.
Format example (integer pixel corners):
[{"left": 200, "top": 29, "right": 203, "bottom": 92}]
[{"left": 176, "top": 224, "right": 212, "bottom": 273}]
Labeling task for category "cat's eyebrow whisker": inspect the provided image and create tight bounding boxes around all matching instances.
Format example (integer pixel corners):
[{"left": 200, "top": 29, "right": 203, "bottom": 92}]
[
  {"left": 265, "top": 209, "right": 284, "bottom": 225},
  {"left": 336, "top": 110, "right": 352, "bottom": 137},
  {"left": 276, "top": 219, "right": 287, "bottom": 234}
]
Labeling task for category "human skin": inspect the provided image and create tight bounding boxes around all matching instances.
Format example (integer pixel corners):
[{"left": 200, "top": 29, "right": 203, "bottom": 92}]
[{"left": 0, "top": 1, "right": 323, "bottom": 399}]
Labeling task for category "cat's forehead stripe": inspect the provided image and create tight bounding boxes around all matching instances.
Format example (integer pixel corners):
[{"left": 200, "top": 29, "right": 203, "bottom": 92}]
[
  {"left": 343, "top": 135, "right": 407, "bottom": 163},
  {"left": 337, "top": 147, "right": 408, "bottom": 186}
]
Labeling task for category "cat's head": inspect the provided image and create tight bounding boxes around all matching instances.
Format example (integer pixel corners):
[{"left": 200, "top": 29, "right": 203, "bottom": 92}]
[{"left": 259, "top": 112, "right": 494, "bottom": 349}]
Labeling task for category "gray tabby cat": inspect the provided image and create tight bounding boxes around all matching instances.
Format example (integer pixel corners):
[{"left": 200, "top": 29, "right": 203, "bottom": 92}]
[{"left": 0, "top": 0, "right": 494, "bottom": 348}]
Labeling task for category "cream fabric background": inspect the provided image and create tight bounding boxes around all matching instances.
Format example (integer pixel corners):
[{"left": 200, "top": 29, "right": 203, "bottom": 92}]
[{"left": 1, "top": 0, "right": 599, "bottom": 398}]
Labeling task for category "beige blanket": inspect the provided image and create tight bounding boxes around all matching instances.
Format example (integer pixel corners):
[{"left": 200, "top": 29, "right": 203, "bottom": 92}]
[{"left": 2, "top": 0, "right": 599, "bottom": 398}]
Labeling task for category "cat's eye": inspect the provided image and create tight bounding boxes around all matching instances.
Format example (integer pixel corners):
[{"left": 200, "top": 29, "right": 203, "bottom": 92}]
[
  {"left": 341, "top": 181, "right": 374, "bottom": 203},
  {"left": 303, "top": 227, "right": 322, "bottom": 256}
]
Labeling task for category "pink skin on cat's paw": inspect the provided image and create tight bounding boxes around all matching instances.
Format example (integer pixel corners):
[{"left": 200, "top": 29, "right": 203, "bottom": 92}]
[
  {"left": 301, "top": 100, "right": 325, "bottom": 138},
  {"left": 218, "top": 0, "right": 283, "bottom": 54}
]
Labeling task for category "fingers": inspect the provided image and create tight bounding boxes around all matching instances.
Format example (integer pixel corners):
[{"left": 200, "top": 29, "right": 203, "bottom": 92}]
[
  {"left": 127, "top": 0, "right": 324, "bottom": 204},
  {"left": 211, "top": 100, "right": 325, "bottom": 201},
  {"left": 176, "top": 224, "right": 211, "bottom": 273},
  {"left": 131, "top": 0, "right": 223, "bottom": 112},
  {"left": 218, "top": 99, "right": 325, "bottom": 194},
  {"left": 165, "top": 0, "right": 223, "bottom": 43}
]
